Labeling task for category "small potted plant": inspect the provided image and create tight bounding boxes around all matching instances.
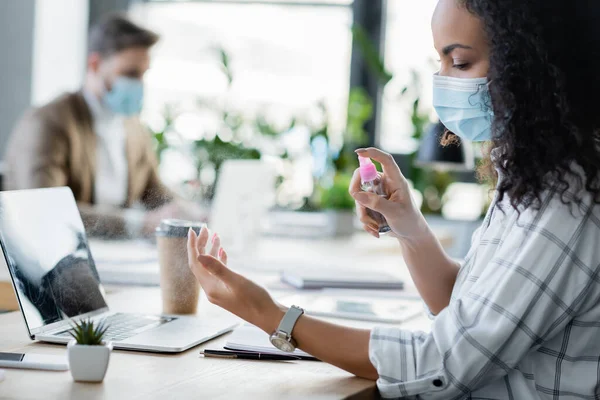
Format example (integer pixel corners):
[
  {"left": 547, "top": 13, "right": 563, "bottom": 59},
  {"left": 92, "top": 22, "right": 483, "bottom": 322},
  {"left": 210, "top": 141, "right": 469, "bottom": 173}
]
[{"left": 67, "top": 319, "right": 112, "bottom": 383}]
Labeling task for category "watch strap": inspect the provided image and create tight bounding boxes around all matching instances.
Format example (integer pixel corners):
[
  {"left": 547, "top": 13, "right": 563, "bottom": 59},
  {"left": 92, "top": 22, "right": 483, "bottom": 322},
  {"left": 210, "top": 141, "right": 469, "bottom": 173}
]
[{"left": 276, "top": 305, "right": 304, "bottom": 336}]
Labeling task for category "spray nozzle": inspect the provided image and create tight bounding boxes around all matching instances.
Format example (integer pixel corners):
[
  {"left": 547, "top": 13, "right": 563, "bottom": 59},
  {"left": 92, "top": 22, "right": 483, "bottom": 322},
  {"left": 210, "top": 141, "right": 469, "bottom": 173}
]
[
  {"left": 358, "top": 156, "right": 372, "bottom": 167},
  {"left": 358, "top": 156, "right": 378, "bottom": 182}
]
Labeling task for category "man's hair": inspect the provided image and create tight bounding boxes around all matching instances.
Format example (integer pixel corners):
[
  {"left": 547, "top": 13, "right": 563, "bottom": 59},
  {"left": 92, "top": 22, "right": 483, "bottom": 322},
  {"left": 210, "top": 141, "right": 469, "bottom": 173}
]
[{"left": 88, "top": 14, "right": 159, "bottom": 57}]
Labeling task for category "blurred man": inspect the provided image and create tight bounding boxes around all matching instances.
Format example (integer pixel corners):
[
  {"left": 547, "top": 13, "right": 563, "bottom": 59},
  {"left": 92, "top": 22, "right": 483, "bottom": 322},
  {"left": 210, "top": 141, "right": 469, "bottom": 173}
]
[{"left": 5, "top": 15, "right": 200, "bottom": 238}]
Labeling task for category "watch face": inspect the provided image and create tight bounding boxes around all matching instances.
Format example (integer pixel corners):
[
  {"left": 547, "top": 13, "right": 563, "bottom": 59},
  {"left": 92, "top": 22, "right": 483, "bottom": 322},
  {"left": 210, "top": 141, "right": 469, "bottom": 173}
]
[{"left": 270, "top": 336, "right": 295, "bottom": 353}]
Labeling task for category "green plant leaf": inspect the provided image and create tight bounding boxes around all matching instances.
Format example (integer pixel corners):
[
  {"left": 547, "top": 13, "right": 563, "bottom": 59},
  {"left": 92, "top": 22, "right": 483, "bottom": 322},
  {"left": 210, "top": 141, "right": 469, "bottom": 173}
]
[
  {"left": 69, "top": 318, "right": 108, "bottom": 345},
  {"left": 351, "top": 24, "right": 393, "bottom": 86},
  {"left": 315, "top": 172, "right": 356, "bottom": 210},
  {"left": 216, "top": 47, "right": 234, "bottom": 86},
  {"left": 344, "top": 87, "right": 373, "bottom": 149}
]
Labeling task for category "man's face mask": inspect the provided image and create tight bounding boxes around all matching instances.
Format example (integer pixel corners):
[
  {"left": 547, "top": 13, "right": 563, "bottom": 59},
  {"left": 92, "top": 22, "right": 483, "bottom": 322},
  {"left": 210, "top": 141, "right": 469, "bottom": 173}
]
[
  {"left": 432, "top": 73, "right": 493, "bottom": 142},
  {"left": 102, "top": 76, "right": 144, "bottom": 117}
]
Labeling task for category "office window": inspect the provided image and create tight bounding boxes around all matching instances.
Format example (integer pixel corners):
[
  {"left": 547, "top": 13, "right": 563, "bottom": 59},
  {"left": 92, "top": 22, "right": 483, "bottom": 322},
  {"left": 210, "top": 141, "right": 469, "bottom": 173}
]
[
  {"left": 130, "top": 0, "right": 353, "bottom": 192},
  {"left": 130, "top": 0, "right": 352, "bottom": 139},
  {"left": 379, "top": 0, "right": 439, "bottom": 154}
]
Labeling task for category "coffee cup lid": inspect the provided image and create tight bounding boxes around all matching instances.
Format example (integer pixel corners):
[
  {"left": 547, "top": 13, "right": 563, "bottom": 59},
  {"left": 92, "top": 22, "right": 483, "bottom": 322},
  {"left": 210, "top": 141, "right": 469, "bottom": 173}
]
[{"left": 155, "top": 219, "right": 205, "bottom": 238}]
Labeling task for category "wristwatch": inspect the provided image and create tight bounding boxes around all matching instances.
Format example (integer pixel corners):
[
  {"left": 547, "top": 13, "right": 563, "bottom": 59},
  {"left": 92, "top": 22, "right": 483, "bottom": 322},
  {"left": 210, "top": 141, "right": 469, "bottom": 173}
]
[{"left": 269, "top": 305, "right": 304, "bottom": 353}]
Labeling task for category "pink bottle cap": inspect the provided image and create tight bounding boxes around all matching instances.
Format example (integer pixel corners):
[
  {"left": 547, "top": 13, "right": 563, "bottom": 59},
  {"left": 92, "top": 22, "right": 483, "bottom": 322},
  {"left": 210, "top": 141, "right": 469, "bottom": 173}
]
[{"left": 358, "top": 156, "right": 378, "bottom": 182}]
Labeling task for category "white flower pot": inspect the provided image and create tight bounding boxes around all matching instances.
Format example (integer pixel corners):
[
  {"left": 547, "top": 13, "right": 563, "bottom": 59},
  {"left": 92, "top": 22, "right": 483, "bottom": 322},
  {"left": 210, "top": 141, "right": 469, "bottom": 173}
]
[
  {"left": 67, "top": 340, "right": 112, "bottom": 383},
  {"left": 325, "top": 210, "right": 357, "bottom": 237}
]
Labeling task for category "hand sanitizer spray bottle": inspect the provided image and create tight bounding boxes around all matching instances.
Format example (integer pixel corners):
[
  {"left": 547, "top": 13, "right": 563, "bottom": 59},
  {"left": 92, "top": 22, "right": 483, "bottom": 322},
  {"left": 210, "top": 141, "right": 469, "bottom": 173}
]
[{"left": 358, "top": 156, "right": 391, "bottom": 234}]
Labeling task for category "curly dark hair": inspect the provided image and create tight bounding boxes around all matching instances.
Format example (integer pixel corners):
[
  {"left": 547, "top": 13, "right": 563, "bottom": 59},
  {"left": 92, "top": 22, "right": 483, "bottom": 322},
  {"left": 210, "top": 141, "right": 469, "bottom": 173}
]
[{"left": 455, "top": 0, "right": 600, "bottom": 211}]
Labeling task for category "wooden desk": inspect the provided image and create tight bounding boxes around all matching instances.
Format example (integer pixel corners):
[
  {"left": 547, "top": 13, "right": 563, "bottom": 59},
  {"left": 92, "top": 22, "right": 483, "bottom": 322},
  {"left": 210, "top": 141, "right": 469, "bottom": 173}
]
[
  {"left": 0, "top": 281, "right": 18, "bottom": 311},
  {"left": 0, "top": 285, "right": 432, "bottom": 400},
  {"left": 0, "top": 233, "right": 436, "bottom": 399}
]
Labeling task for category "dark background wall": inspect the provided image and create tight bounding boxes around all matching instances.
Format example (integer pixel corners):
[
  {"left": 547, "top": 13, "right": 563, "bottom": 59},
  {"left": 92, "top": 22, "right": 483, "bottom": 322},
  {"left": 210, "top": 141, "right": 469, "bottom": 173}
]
[
  {"left": 89, "top": 0, "right": 131, "bottom": 27},
  {"left": 0, "top": 1, "right": 36, "bottom": 160}
]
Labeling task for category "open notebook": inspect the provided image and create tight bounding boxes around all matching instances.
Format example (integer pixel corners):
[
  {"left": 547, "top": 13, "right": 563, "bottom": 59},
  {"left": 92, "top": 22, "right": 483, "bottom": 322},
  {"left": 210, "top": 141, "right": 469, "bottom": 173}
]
[{"left": 224, "top": 324, "right": 317, "bottom": 360}]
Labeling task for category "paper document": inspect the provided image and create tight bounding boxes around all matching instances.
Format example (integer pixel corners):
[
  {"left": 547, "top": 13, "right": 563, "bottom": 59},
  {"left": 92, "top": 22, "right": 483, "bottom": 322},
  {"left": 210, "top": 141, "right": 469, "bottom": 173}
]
[{"left": 225, "top": 324, "right": 313, "bottom": 358}]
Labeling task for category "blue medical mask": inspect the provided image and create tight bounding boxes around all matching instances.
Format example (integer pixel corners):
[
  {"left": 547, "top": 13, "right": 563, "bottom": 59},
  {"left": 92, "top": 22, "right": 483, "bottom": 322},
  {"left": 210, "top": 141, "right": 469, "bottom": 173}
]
[
  {"left": 103, "top": 77, "right": 144, "bottom": 116},
  {"left": 432, "top": 73, "right": 493, "bottom": 142}
]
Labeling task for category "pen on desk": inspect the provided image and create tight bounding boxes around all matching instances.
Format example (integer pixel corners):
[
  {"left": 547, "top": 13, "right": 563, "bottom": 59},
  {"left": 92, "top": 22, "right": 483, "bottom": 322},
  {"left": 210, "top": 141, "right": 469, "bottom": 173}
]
[{"left": 201, "top": 349, "right": 301, "bottom": 361}]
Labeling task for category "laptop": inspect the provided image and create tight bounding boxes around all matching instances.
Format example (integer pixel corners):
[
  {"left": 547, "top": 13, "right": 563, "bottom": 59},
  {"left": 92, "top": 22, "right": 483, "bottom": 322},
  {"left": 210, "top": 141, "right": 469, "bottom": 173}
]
[{"left": 0, "top": 187, "right": 238, "bottom": 353}]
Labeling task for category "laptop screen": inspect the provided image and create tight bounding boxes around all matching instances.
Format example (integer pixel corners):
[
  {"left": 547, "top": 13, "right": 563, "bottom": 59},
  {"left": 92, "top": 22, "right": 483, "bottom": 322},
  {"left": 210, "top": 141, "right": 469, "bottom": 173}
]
[{"left": 0, "top": 187, "right": 108, "bottom": 335}]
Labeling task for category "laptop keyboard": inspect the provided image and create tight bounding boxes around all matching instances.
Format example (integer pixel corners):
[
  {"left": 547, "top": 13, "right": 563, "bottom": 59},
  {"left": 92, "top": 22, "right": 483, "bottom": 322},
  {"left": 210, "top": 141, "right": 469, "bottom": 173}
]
[{"left": 56, "top": 313, "right": 175, "bottom": 342}]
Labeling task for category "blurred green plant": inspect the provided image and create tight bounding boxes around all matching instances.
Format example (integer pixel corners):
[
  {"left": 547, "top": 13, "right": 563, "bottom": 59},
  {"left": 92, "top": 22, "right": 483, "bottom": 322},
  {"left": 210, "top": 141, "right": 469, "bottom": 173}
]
[
  {"left": 315, "top": 172, "right": 355, "bottom": 211},
  {"left": 341, "top": 23, "right": 456, "bottom": 215},
  {"left": 217, "top": 47, "right": 234, "bottom": 86},
  {"left": 351, "top": 25, "right": 393, "bottom": 86},
  {"left": 307, "top": 24, "right": 388, "bottom": 212},
  {"left": 305, "top": 87, "right": 373, "bottom": 211},
  {"left": 399, "top": 71, "right": 454, "bottom": 214},
  {"left": 335, "top": 87, "right": 373, "bottom": 173},
  {"left": 147, "top": 28, "right": 457, "bottom": 215},
  {"left": 147, "top": 46, "right": 296, "bottom": 201},
  {"left": 193, "top": 136, "right": 261, "bottom": 177},
  {"left": 150, "top": 105, "right": 177, "bottom": 164},
  {"left": 193, "top": 47, "right": 294, "bottom": 198}
]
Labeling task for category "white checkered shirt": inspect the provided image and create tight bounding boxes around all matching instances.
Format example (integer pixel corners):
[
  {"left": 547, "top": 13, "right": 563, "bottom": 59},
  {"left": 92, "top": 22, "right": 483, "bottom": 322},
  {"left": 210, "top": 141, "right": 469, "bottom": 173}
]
[{"left": 370, "top": 179, "right": 600, "bottom": 399}]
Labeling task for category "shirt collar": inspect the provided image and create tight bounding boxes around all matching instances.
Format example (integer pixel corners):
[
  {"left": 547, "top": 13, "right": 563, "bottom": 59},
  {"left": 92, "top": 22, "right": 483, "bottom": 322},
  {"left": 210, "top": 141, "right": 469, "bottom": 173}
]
[{"left": 82, "top": 88, "right": 117, "bottom": 123}]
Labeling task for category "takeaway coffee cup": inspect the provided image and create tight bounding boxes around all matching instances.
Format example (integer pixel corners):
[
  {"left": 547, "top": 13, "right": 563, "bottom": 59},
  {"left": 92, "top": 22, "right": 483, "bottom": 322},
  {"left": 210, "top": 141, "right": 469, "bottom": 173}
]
[{"left": 156, "top": 219, "right": 203, "bottom": 315}]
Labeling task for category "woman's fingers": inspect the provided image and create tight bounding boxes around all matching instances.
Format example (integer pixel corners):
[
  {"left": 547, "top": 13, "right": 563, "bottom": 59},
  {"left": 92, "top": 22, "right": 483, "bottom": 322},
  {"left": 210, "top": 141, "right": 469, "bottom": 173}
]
[
  {"left": 188, "top": 230, "right": 222, "bottom": 297},
  {"left": 197, "top": 254, "right": 235, "bottom": 282},
  {"left": 355, "top": 148, "right": 404, "bottom": 183},
  {"left": 219, "top": 248, "right": 228, "bottom": 265},
  {"left": 188, "top": 229, "right": 212, "bottom": 280},
  {"left": 364, "top": 225, "right": 380, "bottom": 238},
  {"left": 355, "top": 200, "right": 377, "bottom": 224},
  {"left": 349, "top": 169, "right": 363, "bottom": 196},
  {"left": 187, "top": 228, "right": 199, "bottom": 264},
  {"left": 210, "top": 233, "right": 221, "bottom": 258},
  {"left": 196, "top": 225, "right": 210, "bottom": 256},
  {"left": 353, "top": 191, "right": 395, "bottom": 215},
  {"left": 351, "top": 169, "right": 379, "bottom": 229},
  {"left": 188, "top": 228, "right": 237, "bottom": 309},
  {"left": 355, "top": 202, "right": 381, "bottom": 236}
]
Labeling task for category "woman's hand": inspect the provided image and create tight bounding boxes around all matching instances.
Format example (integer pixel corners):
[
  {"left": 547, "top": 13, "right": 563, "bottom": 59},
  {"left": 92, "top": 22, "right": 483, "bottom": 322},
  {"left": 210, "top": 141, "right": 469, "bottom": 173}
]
[
  {"left": 350, "top": 148, "right": 428, "bottom": 243},
  {"left": 187, "top": 227, "right": 285, "bottom": 333},
  {"left": 187, "top": 227, "right": 378, "bottom": 381},
  {"left": 351, "top": 148, "right": 460, "bottom": 314}
]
